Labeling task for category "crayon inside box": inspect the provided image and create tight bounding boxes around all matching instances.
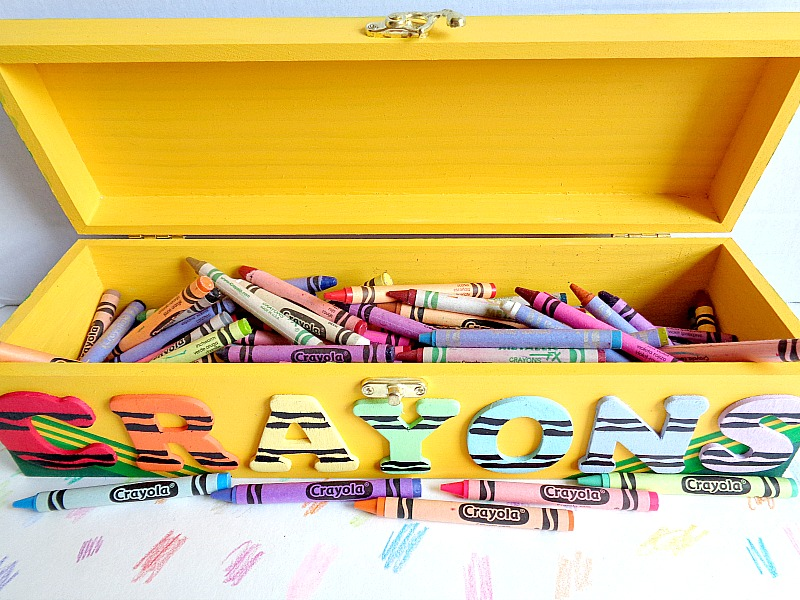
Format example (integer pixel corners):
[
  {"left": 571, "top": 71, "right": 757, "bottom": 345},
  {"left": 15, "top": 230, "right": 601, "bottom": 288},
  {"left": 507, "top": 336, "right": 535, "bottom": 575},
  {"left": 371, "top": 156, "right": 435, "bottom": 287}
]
[{"left": 1, "top": 15, "right": 800, "bottom": 480}]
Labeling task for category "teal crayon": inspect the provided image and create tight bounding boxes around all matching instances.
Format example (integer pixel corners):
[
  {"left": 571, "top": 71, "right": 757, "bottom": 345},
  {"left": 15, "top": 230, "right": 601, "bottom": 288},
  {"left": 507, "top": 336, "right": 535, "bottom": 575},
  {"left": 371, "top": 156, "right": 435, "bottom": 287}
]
[
  {"left": 13, "top": 474, "right": 231, "bottom": 512},
  {"left": 577, "top": 472, "right": 798, "bottom": 498}
]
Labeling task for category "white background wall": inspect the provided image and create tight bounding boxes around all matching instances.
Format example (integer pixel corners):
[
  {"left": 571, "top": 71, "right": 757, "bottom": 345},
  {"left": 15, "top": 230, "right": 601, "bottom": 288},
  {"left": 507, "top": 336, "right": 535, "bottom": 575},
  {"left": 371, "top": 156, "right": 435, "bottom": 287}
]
[{"left": 1, "top": 1, "right": 800, "bottom": 325}]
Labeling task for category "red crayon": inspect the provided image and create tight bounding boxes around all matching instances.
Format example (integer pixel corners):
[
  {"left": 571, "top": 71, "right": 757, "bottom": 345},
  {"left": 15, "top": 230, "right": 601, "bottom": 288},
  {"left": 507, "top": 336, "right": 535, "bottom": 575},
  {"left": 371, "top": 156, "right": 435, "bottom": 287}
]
[{"left": 441, "top": 480, "right": 658, "bottom": 512}]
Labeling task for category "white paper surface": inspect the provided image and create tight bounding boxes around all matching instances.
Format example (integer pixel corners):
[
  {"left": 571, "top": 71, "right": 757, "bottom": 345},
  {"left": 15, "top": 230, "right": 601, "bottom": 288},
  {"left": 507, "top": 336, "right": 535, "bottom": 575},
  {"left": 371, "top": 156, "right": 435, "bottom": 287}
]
[{"left": 1, "top": 449, "right": 800, "bottom": 599}]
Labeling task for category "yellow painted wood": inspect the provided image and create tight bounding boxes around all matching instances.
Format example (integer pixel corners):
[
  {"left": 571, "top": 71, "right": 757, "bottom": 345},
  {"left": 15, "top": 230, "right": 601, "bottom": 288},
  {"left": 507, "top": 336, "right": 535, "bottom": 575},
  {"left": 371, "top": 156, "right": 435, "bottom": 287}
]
[
  {"left": 1, "top": 237, "right": 799, "bottom": 479},
  {"left": 0, "top": 16, "right": 799, "bottom": 234},
  {"left": 3, "top": 14, "right": 800, "bottom": 63}
]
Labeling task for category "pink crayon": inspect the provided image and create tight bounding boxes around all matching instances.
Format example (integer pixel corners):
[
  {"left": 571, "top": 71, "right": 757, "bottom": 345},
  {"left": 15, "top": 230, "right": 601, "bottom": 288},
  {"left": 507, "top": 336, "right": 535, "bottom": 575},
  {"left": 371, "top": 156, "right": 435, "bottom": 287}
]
[
  {"left": 516, "top": 288, "right": 679, "bottom": 363},
  {"left": 362, "top": 330, "right": 413, "bottom": 346},
  {"left": 239, "top": 266, "right": 367, "bottom": 335},
  {"left": 237, "top": 330, "right": 290, "bottom": 346},
  {"left": 441, "top": 480, "right": 658, "bottom": 512}
]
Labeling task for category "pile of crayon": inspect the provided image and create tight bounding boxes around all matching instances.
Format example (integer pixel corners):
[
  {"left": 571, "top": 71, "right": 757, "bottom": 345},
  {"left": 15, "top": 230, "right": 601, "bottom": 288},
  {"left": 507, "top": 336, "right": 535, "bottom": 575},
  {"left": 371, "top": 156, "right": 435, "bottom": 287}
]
[
  {"left": 1, "top": 258, "right": 798, "bottom": 364},
  {"left": 15, "top": 473, "right": 793, "bottom": 530}
]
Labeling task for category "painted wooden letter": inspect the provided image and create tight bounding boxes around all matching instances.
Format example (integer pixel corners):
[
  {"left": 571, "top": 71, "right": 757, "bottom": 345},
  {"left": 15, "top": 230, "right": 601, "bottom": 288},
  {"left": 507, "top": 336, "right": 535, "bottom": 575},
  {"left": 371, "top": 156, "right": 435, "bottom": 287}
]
[
  {"left": 467, "top": 396, "right": 573, "bottom": 473},
  {"left": 0, "top": 391, "right": 117, "bottom": 470},
  {"left": 354, "top": 398, "right": 460, "bottom": 473},
  {"left": 699, "top": 394, "right": 800, "bottom": 475},
  {"left": 110, "top": 394, "right": 238, "bottom": 472},
  {"left": 251, "top": 394, "right": 359, "bottom": 473},
  {"left": 579, "top": 395, "right": 709, "bottom": 473}
]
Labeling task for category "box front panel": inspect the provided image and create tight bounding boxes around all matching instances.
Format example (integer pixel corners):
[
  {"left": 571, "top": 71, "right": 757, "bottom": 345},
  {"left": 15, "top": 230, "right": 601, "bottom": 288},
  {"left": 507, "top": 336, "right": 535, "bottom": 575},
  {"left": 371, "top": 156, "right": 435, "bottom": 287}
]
[{"left": 1, "top": 238, "right": 799, "bottom": 480}]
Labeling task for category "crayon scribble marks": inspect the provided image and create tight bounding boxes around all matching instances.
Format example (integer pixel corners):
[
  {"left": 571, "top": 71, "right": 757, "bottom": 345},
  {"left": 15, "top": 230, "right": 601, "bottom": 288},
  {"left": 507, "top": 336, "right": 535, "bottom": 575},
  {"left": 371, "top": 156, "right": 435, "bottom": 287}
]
[
  {"left": 747, "top": 496, "right": 776, "bottom": 510},
  {"left": 66, "top": 507, "right": 94, "bottom": 523},
  {"left": 0, "top": 556, "right": 19, "bottom": 592},
  {"left": 785, "top": 526, "right": 800, "bottom": 556},
  {"left": 286, "top": 544, "right": 339, "bottom": 600},
  {"left": 76, "top": 537, "right": 104, "bottom": 563},
  {"left": 301, "top": 501, "right": 326, "bottom": 516},
  {"left": 638, "top": 525, "right": 708, "bottom": 557},
  {"left": 464, "top": 553, "right": 493, "bottom": 600},
  {"left": 222, "top": 541, "right": 265, "bottom": 587},
  {"left": 381, "top": 523, "right": 428, "bottom": 574},
  {"left": 63, "top": 476, "right": 84, "bottom": 485},
  {"left": 747, "top": 537, "right": 778, "bottom": 577},
  {"left": 132, "top": 530, "right": 187, "bottom": 583},
  {"left": 555, "top": 552, "right": 592, "bottom": 600},
  {"left": 350, "top": 513, "right": 370, "bottom": 527}
]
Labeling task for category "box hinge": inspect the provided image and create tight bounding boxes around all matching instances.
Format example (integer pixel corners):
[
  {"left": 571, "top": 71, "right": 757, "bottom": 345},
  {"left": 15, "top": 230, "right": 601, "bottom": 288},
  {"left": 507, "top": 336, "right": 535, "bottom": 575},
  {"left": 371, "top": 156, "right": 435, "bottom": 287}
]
[
  {"left": 361, "top": 378, "right": 428, "bottom": 406},
  {"left": 128, "top": 235, "right": 186, "bottom": 240},
  {"left": 612, "top": 233, "right": 671, "bottom": 238}
]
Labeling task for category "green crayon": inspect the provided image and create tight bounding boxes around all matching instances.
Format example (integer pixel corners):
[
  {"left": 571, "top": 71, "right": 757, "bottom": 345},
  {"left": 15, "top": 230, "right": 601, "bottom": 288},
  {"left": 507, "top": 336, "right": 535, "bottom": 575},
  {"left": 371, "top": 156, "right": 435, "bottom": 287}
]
[
  {"left": 577, "top": 472, "right": 798, "bottom": 498},
  {"left": 152, "top": 319, "right": 252, "bottom": 363}
]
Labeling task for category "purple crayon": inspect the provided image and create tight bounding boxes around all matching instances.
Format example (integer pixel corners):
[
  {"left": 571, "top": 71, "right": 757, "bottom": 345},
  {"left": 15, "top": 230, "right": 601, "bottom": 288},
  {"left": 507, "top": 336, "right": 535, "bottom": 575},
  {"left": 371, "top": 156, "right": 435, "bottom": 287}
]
[
  {"left": 212, "top": 478, "right": 421, "bottom": 504},
  {"left": 598, "top": 290, "right": 656, "bottom": 332},
  {"left": 346, "top": 303, "right": 434, "bottom": 341},
  {"left": 284, "top": 275, "right": 338, "bottom": 294},
  {"left": 220, "top": 344, "right": 395, "bottom": 363},
  {"left": 80, "top": 300, "right": 145, "bottom": 363}
]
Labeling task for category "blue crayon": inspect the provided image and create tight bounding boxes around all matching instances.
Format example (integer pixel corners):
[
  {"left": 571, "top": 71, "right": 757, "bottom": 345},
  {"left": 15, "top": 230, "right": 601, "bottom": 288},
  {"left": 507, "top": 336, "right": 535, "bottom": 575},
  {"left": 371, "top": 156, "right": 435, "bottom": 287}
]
[
  {"left": 285, "top": 275, "right": 338, "bottom": 294},
  {"left": 503, "top": 300, "right": 631, "bottom": 362},
  {"left": 117, "top": 299, "right": 236, "bottom": 363},
  {"left": 418, "top": 329, "right": 623, "bottom": 349},
  {"left": 80, "top": 300, "right": 145, "bottom": 363},
  {"left": 13, "top": 473, "right": 231, "bottom": 512},
  {"left": 570, "top": 284, "right": 638, "bottom": 334}
]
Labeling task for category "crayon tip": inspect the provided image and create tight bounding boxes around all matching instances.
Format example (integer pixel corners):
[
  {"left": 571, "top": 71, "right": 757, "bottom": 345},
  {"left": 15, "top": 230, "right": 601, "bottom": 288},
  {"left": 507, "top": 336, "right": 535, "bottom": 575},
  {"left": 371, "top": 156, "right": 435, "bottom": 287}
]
[
  {"left": 210, "top": 488, "right": 234, "bottom": 503},
  {"left": 318, "top": 276, "right": 338, "bottom": 291},
  {"left": 440, "top": 481, "right": 467, "bottom": 498},
  {"left": 514, "top": 288, "right": 537, "bottom": 303},
  {"left": 395, "top": 349, "right": 420, "bottom": 362},
  {"left": 354, "top": 498, "right": 379, "bottom": 515},
  {"left": 238, "top": 265, "right": 256, "bottom": 280},
  {"left": 649, "top": 492, "right": 659, "bottom": 511},
  {"left": 790, "top": 477, "right": 798, "bottom": 498},
  {"left": 12, "top": 495, "right": 37, "bottom": 511},
  {"left": 569, "top": 283, "right": 593, "bottom": 305},
  {"left": 417, "top": 332, "right": 433, "bottom": 346},
  {"left": 598, "top": 290, "right": 619, "bottom": 306},
  {"left": 576, "top": 475, "right": 605, "bottom": 487},
  {"left": 691, "top": 289, "right": 713, "bottom": 307},
  {"left": 386, "top": 290, "right": 412, "bottom": 303},
  {"left": 185, "top": 257, "right": 204, "bottom": 273},
  {"left": 412, "top": 479, "right": 422, "bottom": 498},
  {"left": 322, "top": 290, "right": 347, "bottom": 302}
]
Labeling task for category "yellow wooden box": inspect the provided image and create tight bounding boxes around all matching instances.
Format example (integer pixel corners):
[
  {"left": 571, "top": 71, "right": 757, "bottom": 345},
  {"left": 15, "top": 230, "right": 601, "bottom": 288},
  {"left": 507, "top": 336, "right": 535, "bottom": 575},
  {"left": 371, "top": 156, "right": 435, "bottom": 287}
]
[{"left": 1, "top": 14, "right": 800, "bottom": 481}]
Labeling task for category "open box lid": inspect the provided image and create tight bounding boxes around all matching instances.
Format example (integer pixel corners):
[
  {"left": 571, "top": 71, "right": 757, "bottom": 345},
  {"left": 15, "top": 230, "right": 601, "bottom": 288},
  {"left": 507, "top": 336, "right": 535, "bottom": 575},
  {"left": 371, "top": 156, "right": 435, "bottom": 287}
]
[{"left": 1, "top": 14, "right": 800, "bottom": 237}]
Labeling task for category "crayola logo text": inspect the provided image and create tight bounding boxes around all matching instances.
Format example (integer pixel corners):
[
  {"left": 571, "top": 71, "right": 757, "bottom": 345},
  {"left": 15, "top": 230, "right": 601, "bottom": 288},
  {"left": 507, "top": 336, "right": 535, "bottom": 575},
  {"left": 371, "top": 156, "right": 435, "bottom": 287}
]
[
  {"left": 540, "top": 485, "right": 609, "bottom": 505},
  {"left": 307, "top": 482, "right": 371, "bottom": 500},
  {"left": 682, "top": 476, "right": 750, "bottom": 495},
  {"left": 290, "top": 349, "right": 351, "bottom": 363},
  {"left": 459, "top": 503, "right": 529, "bottom": 525},
  {"left": 280, "top": 309, "right": 326, "bottom": 338},
  {"left": 111, "top": 481, "right": 178, "bottom": 503}
]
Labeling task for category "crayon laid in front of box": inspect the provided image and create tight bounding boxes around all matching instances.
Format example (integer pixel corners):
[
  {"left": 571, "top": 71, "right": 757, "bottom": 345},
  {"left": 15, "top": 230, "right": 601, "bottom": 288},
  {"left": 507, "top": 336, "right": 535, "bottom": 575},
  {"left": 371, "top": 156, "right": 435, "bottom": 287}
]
[{"left": 2, "top": 246, "right": 800, "bottom": 481}]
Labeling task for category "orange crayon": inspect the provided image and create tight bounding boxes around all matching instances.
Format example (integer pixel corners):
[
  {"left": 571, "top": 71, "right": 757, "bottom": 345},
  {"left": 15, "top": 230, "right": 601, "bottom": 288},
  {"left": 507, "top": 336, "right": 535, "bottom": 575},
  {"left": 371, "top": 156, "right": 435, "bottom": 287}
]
[
  {"left": 78, "top": 289, "right": 121, "bottom": 359},
  {"left": 0, "top": 341, "right": 77, "bottom": 363},
  {"left": 119, "top": 276, "right": 215, "bottom": 351},
  {"left": 355, "top": 497, "right": 573, "bottom": 532}
]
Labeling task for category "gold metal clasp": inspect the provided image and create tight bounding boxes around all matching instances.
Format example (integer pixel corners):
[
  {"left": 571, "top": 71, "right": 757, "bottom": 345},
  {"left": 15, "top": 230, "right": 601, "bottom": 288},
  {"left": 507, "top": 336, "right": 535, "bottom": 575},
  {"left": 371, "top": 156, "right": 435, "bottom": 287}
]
[
  {"left": 365, "top": 10, "right": 465, "bottom": 38},
  {"left": 361, "top": 377, "right": 428, "bottom": 406}
]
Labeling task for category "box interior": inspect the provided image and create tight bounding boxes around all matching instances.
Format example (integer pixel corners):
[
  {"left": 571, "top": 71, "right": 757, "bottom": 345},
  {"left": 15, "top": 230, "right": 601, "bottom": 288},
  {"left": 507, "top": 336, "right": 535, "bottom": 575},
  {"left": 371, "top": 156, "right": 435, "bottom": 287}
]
[
  {"left": 2, "top": 54, "right": 799, "bottom": 235},
  {"left": 2, "top": 238, "right": 798, "bottom": 360}
]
